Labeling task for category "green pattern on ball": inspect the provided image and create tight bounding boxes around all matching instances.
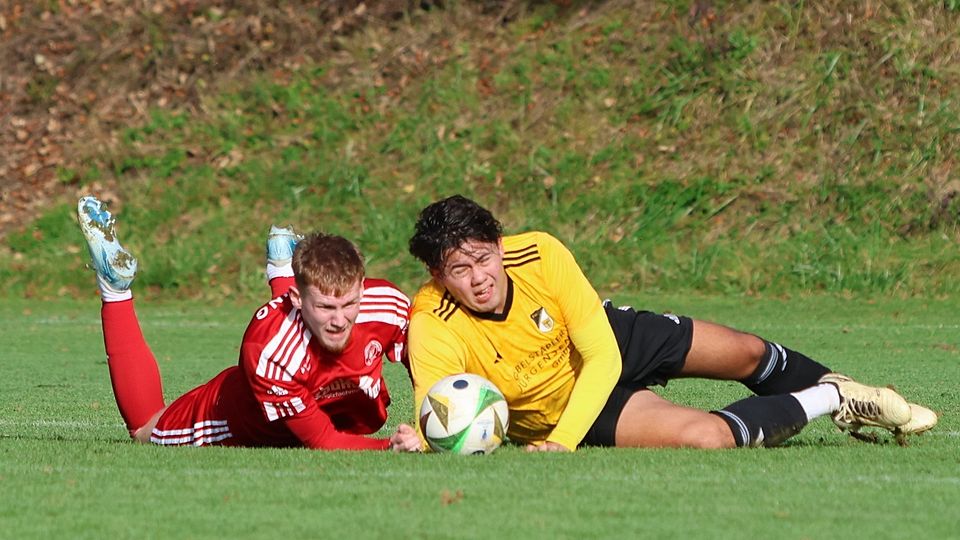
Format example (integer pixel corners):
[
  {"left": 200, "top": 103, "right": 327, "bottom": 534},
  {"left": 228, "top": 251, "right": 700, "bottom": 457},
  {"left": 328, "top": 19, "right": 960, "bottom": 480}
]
[
  {"left": 428, "top": 386, "right": 504, "bottom": 453},
  {"left": 474, "top": 387, "right": 504, "bottom": 416},
  {"left": 428, "top": 423, "right": 471, "bottom": 453}
]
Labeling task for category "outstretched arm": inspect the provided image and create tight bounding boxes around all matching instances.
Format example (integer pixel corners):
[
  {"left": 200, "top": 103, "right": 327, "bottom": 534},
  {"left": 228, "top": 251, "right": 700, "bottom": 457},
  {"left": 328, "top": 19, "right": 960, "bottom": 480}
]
[
  {"left": 540, "top": 234, "right": 622, "bottom": 450},
  {"left": 285, "top": 407, "right": 391, "bottom": 450},
  {"left": 543, "top": 306, "right": 621, "bottom": 450}
]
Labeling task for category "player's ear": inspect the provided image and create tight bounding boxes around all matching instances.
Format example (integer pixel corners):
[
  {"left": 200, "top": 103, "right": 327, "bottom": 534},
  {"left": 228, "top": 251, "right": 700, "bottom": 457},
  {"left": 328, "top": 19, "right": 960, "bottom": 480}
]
[{"left": 289, "top": 285, "right": 302, "bottom": 309}]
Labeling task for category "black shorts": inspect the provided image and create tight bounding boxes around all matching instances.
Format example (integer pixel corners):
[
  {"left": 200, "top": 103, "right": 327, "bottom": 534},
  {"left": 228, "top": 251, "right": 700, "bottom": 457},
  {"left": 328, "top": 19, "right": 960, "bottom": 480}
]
[{"left": 580, "top": 301, "right": 694, "bottom": 447}]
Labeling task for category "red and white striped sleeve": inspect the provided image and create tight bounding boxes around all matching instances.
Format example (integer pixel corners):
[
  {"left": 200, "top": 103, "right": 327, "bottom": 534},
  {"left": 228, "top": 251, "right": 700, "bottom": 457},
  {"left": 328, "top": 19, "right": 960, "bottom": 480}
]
[
  {"left": 360, "top": 279, "right": 410, "bottom": 364},
  {"left": 240, "top": 303, "right": 316, "bottom": 422},
  {"left": 239, "top": 299, "right": 390, "bottom": 450}
]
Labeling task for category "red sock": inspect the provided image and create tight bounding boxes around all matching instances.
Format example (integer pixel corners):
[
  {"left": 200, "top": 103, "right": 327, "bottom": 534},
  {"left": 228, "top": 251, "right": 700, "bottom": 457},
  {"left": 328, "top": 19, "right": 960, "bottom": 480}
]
[
  {"left": 269, "top": 276, "right": 296, "bottom": 299},
  {"left": 101, "top": 300, "right": 165, "bottom": 435}
]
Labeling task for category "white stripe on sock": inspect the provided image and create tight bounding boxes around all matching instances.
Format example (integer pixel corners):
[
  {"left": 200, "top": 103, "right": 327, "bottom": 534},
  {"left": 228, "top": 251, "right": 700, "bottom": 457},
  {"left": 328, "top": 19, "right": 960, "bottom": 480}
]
[
  {"left": 265, "top": 262, "right": 295, "bottom": 281},
  {"left": 96, "top": 274, "right": 132, "bottom": 302},
  {"left": 791, "top": 383, "right": 841, "bottom": 422}
]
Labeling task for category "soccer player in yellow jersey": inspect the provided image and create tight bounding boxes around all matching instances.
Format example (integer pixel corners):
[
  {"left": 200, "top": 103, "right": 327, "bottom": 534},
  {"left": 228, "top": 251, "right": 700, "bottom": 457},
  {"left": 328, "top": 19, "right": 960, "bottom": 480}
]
[{"left": 407, "top": 195, "right": 937, "bottom": 451}]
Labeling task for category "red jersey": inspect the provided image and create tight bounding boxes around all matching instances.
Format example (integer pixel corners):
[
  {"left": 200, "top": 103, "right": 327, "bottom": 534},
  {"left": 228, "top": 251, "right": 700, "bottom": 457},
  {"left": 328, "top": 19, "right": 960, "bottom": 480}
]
[{"left": 150, "top": 278, "right": 410, "bottom": 450}]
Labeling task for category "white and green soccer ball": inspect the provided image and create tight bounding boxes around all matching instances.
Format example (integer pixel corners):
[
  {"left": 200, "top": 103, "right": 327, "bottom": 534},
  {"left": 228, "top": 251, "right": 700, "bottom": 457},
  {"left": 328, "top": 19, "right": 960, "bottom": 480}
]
[{"left": 419, "top": 373, "right": 509, "bottom": 455}]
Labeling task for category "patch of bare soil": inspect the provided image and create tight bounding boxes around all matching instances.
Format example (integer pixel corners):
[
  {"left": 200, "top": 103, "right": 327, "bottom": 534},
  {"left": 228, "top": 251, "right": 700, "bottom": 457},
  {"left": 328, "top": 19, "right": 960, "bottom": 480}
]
[{"left": 0, "top": 0, "right": 521, "bottom": 238}]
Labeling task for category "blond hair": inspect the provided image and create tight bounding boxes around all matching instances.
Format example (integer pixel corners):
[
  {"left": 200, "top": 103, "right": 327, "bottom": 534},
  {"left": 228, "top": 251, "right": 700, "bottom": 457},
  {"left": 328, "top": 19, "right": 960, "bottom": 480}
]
[{"left": 292, "top": 232, "right": 365, "bottom": 295}]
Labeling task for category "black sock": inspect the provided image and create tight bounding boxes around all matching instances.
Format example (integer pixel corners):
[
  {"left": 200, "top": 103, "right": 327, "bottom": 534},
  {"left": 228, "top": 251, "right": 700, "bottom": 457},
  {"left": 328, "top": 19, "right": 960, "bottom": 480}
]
[
  {"left": 740, "top": 341, "right": 831, "bottom": 395},
  {"left": 712, "top": 395, "right": 809, "bottom": 447}
]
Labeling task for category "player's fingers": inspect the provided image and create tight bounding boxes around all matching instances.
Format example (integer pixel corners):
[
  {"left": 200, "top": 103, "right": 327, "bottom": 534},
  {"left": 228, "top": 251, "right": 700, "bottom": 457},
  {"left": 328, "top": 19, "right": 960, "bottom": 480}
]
[
  {"left": 393, "top": 436, "right": 420, "bottom": 452},
  {"left": 543, "top": 443, "right": 570, "bottom": 452}
]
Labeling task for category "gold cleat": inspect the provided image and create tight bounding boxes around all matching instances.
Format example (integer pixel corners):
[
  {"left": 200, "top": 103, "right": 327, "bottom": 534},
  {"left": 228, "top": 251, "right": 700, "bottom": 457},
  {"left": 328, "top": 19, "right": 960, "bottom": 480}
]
[
  {"left": 893, "top": 403, "right": 939, "bottom": 447},
  {"left": 819, "top": 373, "right": 912, "bottom": 432}
]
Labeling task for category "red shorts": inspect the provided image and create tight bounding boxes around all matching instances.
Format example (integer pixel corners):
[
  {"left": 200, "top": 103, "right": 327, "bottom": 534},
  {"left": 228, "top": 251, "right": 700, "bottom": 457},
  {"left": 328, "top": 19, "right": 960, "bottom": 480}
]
[{"left": 150, "top": 367, "right": 391, "bottom": 447}]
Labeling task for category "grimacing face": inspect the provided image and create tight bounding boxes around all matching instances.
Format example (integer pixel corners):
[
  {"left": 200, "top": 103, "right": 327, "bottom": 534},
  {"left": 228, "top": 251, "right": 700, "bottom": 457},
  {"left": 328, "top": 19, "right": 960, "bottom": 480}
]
[
  {"left": 290, "top": 280, "right": 363, "bottom": 353},
  {"left": 432, "top": 239, "right": 508, "bottom": 314}
]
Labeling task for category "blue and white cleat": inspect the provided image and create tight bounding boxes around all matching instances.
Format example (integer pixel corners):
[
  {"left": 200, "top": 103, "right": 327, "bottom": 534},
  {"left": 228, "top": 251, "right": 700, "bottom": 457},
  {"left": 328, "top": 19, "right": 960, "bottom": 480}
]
[
  {"left": 77, "top": 196, "right": 138, "bottom": 292},
  {"left": 266, "top": 225, "right": 301, "bottom": 266}
]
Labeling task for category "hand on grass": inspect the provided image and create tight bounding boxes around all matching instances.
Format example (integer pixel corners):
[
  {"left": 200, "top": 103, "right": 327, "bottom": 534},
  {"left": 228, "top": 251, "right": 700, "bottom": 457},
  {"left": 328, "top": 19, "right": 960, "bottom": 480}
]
[
  {"left": 388, "top": 423, "right": 422, "bottom": 452},
  {"left": 524, "top": 441, "right": 570, "bottom": 452}
]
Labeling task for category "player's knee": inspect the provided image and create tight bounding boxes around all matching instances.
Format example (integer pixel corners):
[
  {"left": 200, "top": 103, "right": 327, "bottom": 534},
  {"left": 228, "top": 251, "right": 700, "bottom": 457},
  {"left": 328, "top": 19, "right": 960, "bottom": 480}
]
[
  {"left": 677, "top": 418, "right": 736, "bottom": 449},
  {"left": 733, "top": 333, "right": 767, "bottom": 378},
  {"left": 131, "top": 407, "right": 165, "bottom": 444},
  {"left": 745, "top": 335, "right": 766, "bottom": 361},
  {"left": 131, "top": 425, "right": 152, "bottom": 444}
]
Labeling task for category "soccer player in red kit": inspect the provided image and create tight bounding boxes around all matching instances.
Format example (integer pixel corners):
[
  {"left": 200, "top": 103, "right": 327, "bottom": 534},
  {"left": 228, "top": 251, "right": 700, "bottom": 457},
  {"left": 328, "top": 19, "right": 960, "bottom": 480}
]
[{"left": 78, "top": 196, "right": 421, "bottom": 451}]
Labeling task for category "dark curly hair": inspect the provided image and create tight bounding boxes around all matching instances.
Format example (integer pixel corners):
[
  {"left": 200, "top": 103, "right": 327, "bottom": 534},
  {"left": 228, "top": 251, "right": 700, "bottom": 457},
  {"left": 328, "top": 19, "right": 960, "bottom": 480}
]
[{"left": 408, "top": 195, "right": 503, "bottom": 271}]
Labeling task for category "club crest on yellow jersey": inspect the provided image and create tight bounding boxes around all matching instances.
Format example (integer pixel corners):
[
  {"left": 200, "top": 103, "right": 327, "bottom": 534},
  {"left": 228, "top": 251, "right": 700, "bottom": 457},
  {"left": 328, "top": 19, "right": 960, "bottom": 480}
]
[{"left": 530, "top": 307, "right": 554, "bottom": 333}]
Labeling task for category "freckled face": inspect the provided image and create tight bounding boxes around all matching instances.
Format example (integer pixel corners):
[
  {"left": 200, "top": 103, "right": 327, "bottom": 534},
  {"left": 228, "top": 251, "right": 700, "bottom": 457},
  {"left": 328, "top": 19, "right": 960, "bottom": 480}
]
[
  {"left": 290, "top": 280, "right": 363, "bottom": 353},
  {"left": 433, "top": 239, "right": 507, "bottom": 314}
]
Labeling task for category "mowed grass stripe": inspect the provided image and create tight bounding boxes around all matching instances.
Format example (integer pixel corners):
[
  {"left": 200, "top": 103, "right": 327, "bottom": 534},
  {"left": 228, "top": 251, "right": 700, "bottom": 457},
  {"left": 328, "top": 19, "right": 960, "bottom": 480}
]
[
  {"left": 1, "top": 296, "right": 957, "bottom": 538},
  {"left": 3, "top": 418, "right": 958, "bottom": 438}
]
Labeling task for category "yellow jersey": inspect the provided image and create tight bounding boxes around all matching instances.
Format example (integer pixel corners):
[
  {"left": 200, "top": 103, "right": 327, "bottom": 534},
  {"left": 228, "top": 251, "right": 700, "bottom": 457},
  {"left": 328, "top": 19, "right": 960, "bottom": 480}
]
[{"left": 408, "top": 231, "right": 621, "bottom": 450}]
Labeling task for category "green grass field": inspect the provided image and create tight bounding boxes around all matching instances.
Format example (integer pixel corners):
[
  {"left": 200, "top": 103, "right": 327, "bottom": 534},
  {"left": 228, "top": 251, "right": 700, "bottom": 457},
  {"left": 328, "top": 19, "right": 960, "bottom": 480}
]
[
  {"left": 3, "top": 4, "right": 960, "bottom": 537},
  {"left": 2, "top": 294, "right": 957, "bottom": 538}
]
